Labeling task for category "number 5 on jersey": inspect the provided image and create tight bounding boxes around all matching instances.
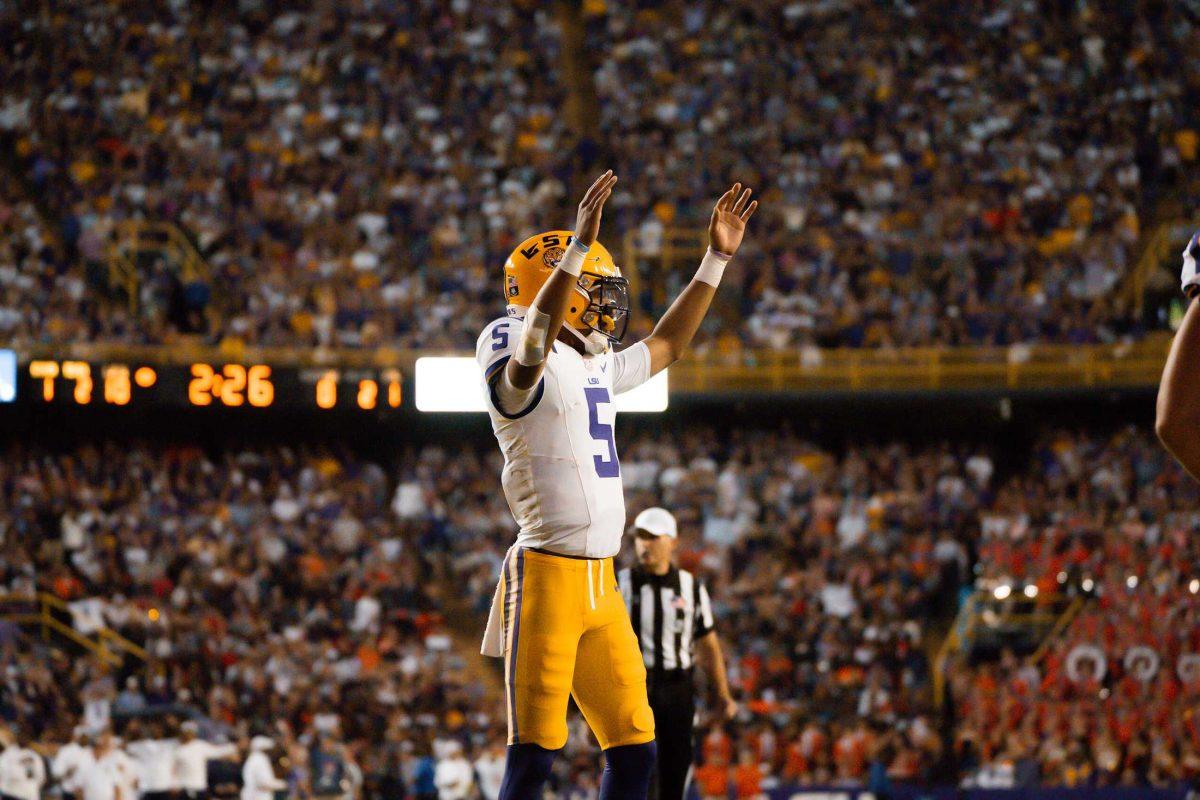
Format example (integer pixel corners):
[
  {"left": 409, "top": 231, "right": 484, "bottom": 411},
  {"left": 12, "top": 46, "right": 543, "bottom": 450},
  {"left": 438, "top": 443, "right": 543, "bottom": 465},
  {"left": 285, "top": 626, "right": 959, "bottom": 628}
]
[{"left": 584, "top": 386, "right": 620, "bottom": 478}]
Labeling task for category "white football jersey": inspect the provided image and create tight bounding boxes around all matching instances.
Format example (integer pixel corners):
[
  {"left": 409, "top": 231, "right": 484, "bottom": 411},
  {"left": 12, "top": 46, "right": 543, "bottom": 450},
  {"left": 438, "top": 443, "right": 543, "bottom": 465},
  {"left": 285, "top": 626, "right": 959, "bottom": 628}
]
[{"left": 476, "top": 316, "right": 652, "bottom": 558}]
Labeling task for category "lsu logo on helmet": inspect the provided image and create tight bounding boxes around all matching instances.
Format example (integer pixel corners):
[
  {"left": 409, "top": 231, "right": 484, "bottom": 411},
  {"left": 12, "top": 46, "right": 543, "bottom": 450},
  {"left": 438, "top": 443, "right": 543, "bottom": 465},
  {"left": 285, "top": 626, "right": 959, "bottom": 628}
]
[{"left": 503, "top": 231, "right": 631, "bottom": 343}]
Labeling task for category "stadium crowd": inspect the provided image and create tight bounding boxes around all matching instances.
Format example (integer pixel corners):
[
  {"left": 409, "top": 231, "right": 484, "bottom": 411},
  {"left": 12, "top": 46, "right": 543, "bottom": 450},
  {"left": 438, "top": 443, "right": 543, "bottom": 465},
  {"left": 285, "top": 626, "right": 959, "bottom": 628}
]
[
  {"left": 0, "top": 439, "right": 509, "bottom": 799},
  {"left": 946, "top": 427, "right": 1200, "bottom": 789},
  {"left": 0, "top": 0, "right": 571, "bottom": 350},
  {"left": 0, "top": 422, "right": 1195, "bottom": 796},
  {"left": 592, "top": 0, "right": 1198, "bottom": 350},
  {"left": 0, "top": 0, "right": 1198, "bottom": 350}
]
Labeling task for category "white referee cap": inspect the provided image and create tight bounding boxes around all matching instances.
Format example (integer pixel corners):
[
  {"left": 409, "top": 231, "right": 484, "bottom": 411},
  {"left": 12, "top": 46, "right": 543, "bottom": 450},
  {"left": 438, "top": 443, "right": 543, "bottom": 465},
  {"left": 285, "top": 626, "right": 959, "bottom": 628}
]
[{"left": 633, "top": 507, "right": 677, "bottom": 539}]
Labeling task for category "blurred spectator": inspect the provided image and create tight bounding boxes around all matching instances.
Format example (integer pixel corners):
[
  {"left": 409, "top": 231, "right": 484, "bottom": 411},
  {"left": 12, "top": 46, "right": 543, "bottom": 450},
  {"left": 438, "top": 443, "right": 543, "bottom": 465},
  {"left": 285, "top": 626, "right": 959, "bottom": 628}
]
[
  {"left": 175, "top": 722, "right": 237, "bottom": 800},
  {"left": 0, "top": 727, "right": 45, "bottom": 800},
  {"left": 125, "top": 721, "right": 176, "bottom": 800},
  {"left": 53, "top": 727, "right": 95, "bottom": 800},
  {"left": 432, "top": 741, "right": 472, "bottom": 800},
  {"left": 472, "top": 740, "right": 505, "bottom": 800},
  {"left": 240, "top": 738, "right": 285, "bottom": 800},
  {"left": 82, "top": 732, "right": 138, "bottom": 800}
]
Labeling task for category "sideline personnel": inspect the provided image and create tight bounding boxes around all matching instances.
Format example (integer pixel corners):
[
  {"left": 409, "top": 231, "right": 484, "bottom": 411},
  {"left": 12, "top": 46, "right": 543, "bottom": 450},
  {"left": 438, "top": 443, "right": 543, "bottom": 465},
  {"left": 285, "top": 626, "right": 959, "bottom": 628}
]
[{"left": 618, "top": 507, "right": 738, "bottom": 800}]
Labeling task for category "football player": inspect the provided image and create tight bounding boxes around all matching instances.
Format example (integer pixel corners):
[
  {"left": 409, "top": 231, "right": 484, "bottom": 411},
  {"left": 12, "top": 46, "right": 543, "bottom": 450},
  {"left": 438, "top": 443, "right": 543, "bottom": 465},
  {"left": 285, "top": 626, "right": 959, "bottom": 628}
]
[{"left": 477, "top": 170, "right": 757, "bottom": 800}]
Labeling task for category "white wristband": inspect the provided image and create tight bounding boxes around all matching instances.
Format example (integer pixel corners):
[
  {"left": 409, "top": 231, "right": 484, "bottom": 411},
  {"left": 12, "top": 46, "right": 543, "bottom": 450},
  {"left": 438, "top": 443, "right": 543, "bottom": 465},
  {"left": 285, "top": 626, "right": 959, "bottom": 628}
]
[
  {"left": 695, "top": 247, "right": 732, "bottom": 287},
  {"left": 558, "top": 240, "right": 589, "bottom": 278},
  {"left": 1182, "top": 233, "right": 1200, "bottom": 298}
]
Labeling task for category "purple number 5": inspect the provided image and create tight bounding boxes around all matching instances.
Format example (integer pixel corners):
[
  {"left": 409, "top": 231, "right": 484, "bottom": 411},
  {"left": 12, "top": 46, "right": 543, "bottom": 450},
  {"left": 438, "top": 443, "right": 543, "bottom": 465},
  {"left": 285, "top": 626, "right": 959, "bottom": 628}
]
[
  {"left": 585, "top": 386, "right": 620, "bottom": 478},
  {"left": 491, "top": 323, "right": 510, "bottom": 351}
]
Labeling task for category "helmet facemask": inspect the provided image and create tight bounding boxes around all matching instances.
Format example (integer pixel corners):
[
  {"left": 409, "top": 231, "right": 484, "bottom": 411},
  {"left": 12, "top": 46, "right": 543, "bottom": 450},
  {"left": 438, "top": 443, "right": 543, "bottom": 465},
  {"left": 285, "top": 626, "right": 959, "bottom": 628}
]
[{"left": 576, "top": 271, "right": 630, "bottom": 344}]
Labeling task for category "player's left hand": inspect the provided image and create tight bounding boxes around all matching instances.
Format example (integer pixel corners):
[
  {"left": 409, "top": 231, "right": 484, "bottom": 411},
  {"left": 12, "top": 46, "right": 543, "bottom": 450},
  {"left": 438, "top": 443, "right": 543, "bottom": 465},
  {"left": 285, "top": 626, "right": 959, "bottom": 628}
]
[{"left": 709, "top": 182, "right": 758, "bottom": 257}]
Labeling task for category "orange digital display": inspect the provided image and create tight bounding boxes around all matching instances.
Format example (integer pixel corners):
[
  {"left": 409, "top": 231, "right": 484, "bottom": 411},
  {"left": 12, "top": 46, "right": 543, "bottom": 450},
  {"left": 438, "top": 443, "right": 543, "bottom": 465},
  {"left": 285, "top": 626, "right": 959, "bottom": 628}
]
[
  {"left": 357, "top": 380, "right": 377, "bottom": 410},
  {"left": 100, "top": 365, "right": 158, "bottom": 406},
  {"left": 313, "top": 369, "right": 402, "bottom": 411},
  {"left": 29, "top": 361, "right": 59, "bottom": 401},
  {"left": 316, "top": 371, "right": 338, "bottom": 409},
  {"left": 30, "top": 360, "right": 125, "bottom": 405},
  {"left": 103, "top": 364, "right": 131, "bottom": 405},
  {"left": 383, "top": 368, "right": 402, "bottom": 408},
  {"left": 188, "top": 363, "right": 274, "bottom": 407},
  {"left": 25, "top": 361, "right": 401, "bottom": 411},
  {"left": 62, "top": 361, "right": 93, "bottom": 404}
]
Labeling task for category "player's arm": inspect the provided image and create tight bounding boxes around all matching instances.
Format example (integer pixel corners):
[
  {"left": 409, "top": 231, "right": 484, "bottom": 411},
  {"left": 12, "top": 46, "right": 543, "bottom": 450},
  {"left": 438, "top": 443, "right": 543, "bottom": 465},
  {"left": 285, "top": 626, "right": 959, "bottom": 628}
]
[
  {"left": 1157, "top": 234, "right": 1200, "bottom": 480},
  {"left": 505, "top": 170, "right": 619, "bottom": 390},
  {"left": 641, "top": 183, "right": 758, "bottom": 375}
]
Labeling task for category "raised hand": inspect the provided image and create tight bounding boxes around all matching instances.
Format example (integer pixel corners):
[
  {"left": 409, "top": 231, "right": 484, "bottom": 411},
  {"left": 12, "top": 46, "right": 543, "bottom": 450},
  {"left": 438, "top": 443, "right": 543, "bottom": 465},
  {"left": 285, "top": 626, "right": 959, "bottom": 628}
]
[
  {"left": 574, "top": 170, "right": 618, "bottom": 247},
  {"left": 709, "top": 183, "right": 758, "bottom": 256}
]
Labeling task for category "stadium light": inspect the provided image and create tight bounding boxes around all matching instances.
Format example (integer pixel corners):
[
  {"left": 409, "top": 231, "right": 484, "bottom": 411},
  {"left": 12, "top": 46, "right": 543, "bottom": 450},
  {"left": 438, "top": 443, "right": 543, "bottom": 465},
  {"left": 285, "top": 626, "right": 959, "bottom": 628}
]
[
  {"left": 1023, "top": 584, "right": 1038, "bottom": 598},
  {"left": 993, "top": 584, "right": 1011, "bottom": 600},
  {"left": 414, "top": 356, "right": 668, "bottom": 412}
]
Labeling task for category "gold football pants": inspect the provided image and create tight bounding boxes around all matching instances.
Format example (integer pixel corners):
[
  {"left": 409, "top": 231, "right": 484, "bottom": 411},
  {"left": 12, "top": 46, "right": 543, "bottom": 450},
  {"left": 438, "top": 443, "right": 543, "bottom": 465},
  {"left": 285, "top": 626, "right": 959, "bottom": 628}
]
[{"left": 499, "top": 547, "right": 655, "bottom": 750}]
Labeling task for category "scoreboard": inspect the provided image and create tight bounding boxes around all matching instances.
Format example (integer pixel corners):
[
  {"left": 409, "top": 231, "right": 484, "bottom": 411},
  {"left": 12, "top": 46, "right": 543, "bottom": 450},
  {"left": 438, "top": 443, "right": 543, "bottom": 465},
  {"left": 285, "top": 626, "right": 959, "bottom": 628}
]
[
  {"left": 15, "top": 356, "right": 403, "bottom": 412},
  {"left": 1, "top": 351, "right": 667, "bottom": 414}
]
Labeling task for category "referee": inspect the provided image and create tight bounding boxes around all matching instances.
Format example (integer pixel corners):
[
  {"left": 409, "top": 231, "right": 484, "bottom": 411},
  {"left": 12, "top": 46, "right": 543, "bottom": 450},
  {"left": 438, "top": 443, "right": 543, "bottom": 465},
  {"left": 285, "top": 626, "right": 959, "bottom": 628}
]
[{"left": 618, "top": 507, "right": 738, "bottom": 800}]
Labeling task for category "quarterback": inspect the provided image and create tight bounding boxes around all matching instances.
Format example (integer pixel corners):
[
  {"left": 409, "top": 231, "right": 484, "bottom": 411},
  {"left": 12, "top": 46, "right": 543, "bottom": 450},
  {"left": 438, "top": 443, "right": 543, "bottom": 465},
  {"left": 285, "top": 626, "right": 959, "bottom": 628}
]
[{"left": 477, "top": 170, "right": 757, "bottom": 799}]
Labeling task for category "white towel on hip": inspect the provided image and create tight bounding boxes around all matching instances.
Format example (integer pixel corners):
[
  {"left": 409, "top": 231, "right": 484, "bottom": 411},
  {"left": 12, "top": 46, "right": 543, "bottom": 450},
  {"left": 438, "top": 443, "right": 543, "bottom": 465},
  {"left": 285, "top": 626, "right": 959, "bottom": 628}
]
[{"left": 480, "top": 547, "right": 516, "bottom": 658}]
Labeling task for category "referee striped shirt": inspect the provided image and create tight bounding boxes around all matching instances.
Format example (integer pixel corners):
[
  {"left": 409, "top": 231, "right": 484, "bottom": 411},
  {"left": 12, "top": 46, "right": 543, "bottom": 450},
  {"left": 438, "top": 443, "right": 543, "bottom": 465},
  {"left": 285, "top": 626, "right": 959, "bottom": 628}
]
[{"left": 618, "top": 565, "right": 715, "bottom": 671}]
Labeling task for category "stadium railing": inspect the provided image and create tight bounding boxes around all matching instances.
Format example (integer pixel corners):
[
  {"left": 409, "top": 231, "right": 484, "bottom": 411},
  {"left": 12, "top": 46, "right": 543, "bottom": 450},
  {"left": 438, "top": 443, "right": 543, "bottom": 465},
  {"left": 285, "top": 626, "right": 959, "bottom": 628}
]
[
  {"left": 670, "top": 339, "right": 1170, "bottom": 393},
  {"left": 18, "top": 336, "right": 1171, "bottom": 394},
  {"left": 0, "top": 592, "right": 147, "bottom": 666},
  {"left": 933, "top": 588, "right": 1083, "bottom": 712},
  {"left": 107, "top": 221, "right": 210, "bottom": 312}
]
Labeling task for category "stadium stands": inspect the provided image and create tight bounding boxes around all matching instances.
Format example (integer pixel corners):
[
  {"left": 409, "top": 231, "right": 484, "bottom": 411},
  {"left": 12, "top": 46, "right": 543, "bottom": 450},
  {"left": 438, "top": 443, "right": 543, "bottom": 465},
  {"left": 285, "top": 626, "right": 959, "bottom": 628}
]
[
  {"left": 1, "top": 1, "right": 1197, "bottom": 349},
  {"left": 0, "top": 0, "right": 571, "bottom": 349},
  {"left": 951, "top": 427, "right": 1200, "bottom": 788},
  {"left": 2, "top": 424, "right": 1196, "bottom": 794},
  {"left": 589, "top": 1, "right": 1197, "bottom": 349}
]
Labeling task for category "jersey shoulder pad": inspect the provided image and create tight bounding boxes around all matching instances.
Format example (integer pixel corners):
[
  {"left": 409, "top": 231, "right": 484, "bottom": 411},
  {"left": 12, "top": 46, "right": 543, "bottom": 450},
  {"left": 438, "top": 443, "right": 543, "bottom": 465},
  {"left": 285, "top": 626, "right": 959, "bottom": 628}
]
[{"left": 476, "top": 316, "right": 524, "bottom": 367}]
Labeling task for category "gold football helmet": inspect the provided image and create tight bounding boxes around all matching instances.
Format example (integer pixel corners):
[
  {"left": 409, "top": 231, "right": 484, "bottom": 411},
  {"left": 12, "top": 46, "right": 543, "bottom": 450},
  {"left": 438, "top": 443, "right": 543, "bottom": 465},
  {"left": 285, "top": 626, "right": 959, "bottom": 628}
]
[{"left": 503, "top": 230, "right": 630, "bottom": 344}]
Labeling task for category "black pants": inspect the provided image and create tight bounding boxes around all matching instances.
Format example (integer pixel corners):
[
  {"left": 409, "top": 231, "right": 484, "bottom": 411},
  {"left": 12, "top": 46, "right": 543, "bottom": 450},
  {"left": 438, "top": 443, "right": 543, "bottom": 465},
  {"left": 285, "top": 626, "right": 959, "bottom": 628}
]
[{"left": 647, "top": 670, "right": 695, "bottom": 800}]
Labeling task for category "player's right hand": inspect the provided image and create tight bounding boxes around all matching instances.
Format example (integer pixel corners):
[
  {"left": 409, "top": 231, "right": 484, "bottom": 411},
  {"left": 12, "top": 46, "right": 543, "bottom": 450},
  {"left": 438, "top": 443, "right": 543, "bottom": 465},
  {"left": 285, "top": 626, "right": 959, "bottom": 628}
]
[{"left": 574, "top": 170, "right": 618, "bottom": 247}]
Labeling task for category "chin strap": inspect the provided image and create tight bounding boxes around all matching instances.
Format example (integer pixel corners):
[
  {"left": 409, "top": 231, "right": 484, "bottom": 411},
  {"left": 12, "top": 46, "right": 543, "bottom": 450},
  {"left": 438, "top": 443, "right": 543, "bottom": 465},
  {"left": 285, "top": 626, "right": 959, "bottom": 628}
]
[{"left": 563, "top": 324, "right": 609, "bottom": 355}]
